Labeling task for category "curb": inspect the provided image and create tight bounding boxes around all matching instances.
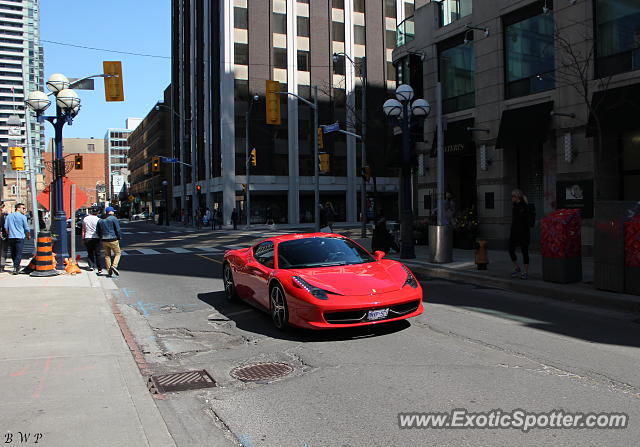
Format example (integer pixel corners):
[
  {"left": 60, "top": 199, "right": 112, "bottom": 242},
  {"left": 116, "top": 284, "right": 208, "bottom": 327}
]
[{"left": 407, "top": 264, "right": 640, "bottom": 313}]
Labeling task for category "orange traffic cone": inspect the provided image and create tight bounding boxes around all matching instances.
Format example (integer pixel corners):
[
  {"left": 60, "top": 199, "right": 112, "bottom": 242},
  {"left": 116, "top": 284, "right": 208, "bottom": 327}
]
[{"left": 30, "top": 232, "right": 59, "bottom": 277}]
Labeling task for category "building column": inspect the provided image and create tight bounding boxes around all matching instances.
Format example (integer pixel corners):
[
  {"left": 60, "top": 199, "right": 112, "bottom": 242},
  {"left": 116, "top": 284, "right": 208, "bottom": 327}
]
[
  {"left": 287, "top": 0, "right": 300, "bottom": 224},
  {"left": 220, "top": 0, "right": 236, "bottom": 226},
  {"left": 345, "top": 0, "right": 357, "bottom": 223},
  {"left": 203, "top": 0, "right": 212, "bottom": 212}
]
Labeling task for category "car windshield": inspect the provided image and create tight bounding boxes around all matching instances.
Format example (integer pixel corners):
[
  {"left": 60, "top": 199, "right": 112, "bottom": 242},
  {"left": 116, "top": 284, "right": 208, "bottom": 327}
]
[{"left": 277, "top": 237, "right": 374, "bottom": 269}]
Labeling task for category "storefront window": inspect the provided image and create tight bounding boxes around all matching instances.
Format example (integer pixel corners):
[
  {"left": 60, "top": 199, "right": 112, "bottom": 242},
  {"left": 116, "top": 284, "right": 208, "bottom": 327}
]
[
  {"left": 596, "top": 0, "right": 640, "bottom": 77},
  {"left": 505, "top": 10, "right": 555, "bottom": 99},
  {"left": 439, "top": 0, "right": 472, "bottom": 27},
  {"left": 439, "top": 40, "right": 475, "bottom": 113}
]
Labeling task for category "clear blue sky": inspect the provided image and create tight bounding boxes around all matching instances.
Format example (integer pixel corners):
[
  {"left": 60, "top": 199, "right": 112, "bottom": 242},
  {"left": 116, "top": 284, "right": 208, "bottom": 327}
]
[{"left": 40, "top": 0, "right": 171, "bottom": 139}]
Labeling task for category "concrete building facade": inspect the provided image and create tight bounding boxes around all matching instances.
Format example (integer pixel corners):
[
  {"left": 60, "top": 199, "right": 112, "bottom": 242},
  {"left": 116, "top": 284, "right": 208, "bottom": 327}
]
[
  {"left": 104, "top": 118, "right": 141, "bottom": 202},
  {"left": 394, "top": 0, "right": 640, "bottom": 251},
  {"left": 172, "top": 0, "right": 417, "bottom": 226}
]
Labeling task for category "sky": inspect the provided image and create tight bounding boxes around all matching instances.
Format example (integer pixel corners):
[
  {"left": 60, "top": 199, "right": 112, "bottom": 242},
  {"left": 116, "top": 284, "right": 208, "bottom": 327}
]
[{"left": 40, "top": 0, "right": 171, "bottom": 139}]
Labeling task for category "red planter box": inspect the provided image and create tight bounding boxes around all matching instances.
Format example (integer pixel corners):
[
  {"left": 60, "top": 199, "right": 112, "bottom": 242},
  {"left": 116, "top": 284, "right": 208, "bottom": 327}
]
[
  {"left": 624, "top": 216, "right": 640, "bottom": 268},
  {"left": 541, "top": 209, "right": 582, "bottom": 259}
]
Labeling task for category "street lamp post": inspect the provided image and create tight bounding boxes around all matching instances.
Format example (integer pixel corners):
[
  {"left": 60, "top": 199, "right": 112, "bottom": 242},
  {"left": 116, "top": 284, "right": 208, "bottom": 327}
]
[
  {"left": 333, "top": 52, "right": 367, "bottom": 238},
  {"left": 245, "top": 94, "right": 259, "bottom": 228},
  {"left": 26, "top": 73, "right": 81, "bottom": 269},
  {"left": 382, "top": 84, "right": 430, "bottom": 259}
]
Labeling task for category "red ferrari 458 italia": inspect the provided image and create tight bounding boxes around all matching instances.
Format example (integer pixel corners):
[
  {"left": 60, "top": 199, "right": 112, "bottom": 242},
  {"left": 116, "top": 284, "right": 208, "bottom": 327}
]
[{"left": 222, "top": 233, "right": 424, "bottom": 330}]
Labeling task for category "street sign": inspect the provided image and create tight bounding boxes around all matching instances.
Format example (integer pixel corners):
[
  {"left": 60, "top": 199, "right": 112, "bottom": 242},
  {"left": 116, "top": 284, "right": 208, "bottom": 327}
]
[
  {"left": 68, "top": 78, "right": 95, "bottom": 90},
  {"left": 161, "top": 157, "right": 179, "bottom": 163},
  {"left": 322, "top": 123, "right": 340, "bottom": 134}
]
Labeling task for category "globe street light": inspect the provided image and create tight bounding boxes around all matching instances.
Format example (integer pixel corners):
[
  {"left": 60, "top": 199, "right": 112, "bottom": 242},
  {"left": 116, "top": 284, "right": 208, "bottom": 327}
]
[
  {"left": 26, "top": 73, "right": 80, "bottom": 269},
  {"left": 382, "top": 84, "right": 430, "bottom": 259}
]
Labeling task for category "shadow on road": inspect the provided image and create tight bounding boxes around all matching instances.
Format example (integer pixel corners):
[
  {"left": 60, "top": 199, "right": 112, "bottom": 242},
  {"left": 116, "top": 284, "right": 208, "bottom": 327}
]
[
  {"left": 197, "top": 291, "right": 412, "bottom": 342},
  {"left": 424, "top": 279, "right": 640, "bottom": 348}
]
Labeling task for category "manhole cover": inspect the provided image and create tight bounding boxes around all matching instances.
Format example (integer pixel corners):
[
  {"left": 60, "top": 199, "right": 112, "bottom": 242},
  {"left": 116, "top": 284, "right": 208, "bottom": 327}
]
[
  {"left": 149, "top": 369, "right": 216, "bottom": 393},
  {"left": 230, "top": 362, "right": 293, "bottom": 382}
]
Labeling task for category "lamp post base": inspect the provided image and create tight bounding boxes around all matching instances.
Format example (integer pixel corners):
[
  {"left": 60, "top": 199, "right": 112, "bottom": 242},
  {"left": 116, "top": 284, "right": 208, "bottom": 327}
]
[
  {"left": 429, "top": 225, "right": 453, "bottom": 263},
  {"left": 52, "top": 212, "right": 69, "bottom": 270}
]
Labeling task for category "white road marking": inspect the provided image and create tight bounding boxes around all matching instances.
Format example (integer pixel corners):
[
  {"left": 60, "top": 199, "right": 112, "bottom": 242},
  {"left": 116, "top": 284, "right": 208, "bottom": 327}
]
[
  {"left": 167, "top": 247, "right": 191, "bottom": 253},
  {"left": 137, "top": 248, "right": 161, "bottom": 255}
]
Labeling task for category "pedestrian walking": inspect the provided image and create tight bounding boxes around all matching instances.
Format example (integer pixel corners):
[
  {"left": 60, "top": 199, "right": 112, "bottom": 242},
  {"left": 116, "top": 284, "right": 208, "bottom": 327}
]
[
  {"left": 509, "top": 189, "right": 531, "bottom": 280},
  {"left": 0, "top": 201, "right": 8, "bottom": 273},
  {"left": 325, "top": 201, "right": 336, "bottom": 231},
  {"left": 205, "top": 207, "right": 212, "bottom": 227},
  {"left": 97, "top": 206, "right": 122, "bottom": 278},
  {"left": 82, "top": 207, "right": 102, "bottom": 274},
  {"left": 371, "top": 213, "right": 394, "bottom": 254},
  {"left": 213, "top": 209, "right": 222, "bottom": 230},
  {"left": 3, "top": 203, "right": 31, "bottom": 275},
  {"left": 231, "top": 208, "right": 239, "bottom": 230}
]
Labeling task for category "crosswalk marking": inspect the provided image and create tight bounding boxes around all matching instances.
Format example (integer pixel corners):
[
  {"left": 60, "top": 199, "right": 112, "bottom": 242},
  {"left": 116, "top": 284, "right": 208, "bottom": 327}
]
[
  {"left": 137, "top": 248, "right": 161, "bottom": 255},
  {"left": 167, "top": 247, "right": 191, "bottom": 253},
  {"left": 137, "top": 231, "right": 150, "bottom": 234}
]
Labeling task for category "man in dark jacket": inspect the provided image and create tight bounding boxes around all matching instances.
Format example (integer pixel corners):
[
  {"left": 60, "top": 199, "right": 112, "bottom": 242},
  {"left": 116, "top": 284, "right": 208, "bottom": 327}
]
[
  {"left": 509, "top": 189, "right": 531, "bottom": 280},
  {"left": 0, "top": 201, "right": 8, "bottom": 273},
  {"left": 97, "top": 206, "right": 122, "bottom": 277}
]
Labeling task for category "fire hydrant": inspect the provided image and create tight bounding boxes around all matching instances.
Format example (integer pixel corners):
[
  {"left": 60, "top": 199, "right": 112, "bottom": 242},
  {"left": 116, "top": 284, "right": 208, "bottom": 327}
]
[{"left": 475, "top": 240, "right": 488, "bottom": 270}]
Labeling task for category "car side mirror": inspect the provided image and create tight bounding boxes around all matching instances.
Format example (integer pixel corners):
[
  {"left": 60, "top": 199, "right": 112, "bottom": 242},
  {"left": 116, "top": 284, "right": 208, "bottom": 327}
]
[{"left": 374, "top": 250, "right": 385, "bottom": 261}]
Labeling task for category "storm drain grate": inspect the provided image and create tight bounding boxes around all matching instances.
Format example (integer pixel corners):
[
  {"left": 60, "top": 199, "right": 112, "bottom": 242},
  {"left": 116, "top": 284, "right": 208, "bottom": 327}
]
[
  {"left": 230, "top": 362, "right": 294, "bottom": 382},
  {"left": 148, "top": 370, "right": 216, "bottom": 393}
]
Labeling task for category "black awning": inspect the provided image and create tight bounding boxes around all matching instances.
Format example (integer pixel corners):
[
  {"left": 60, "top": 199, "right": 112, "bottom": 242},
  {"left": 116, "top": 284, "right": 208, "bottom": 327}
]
[
  {"left": 495, "top": 101, "right": 553, "bottom": 148},
  {"left": 587, "top": 83, "right": 640, "bottom": 137},
  {"left": 430, "top": 118, "right": 475, "bottom": 157}
]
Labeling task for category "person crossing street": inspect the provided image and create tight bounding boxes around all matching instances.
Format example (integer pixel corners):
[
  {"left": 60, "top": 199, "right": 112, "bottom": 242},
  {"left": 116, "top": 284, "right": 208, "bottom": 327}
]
[
  {"left": 3, "top": 203, "right": 31, "bottom": 275},
  {"left": 97, "top": 206, "right": 122, "bottom": 277},
  {"left": 82, "top": 207, "right": 102, "bottom": 274}
]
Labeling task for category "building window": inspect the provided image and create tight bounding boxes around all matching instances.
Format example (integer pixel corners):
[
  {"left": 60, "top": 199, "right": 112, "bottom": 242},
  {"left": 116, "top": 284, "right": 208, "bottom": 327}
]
[
  {"left": 87, "top": 143, "right": 95, "bottom": 152},
  {"left": 234, "top": 79, "right": 249, "bottom": 100},
  {"left": 395, "top": 54, "right": 423, "bottom": 100},
  {"left": 385, "top": 0, "right": 397, "bottom": 19},
  {"left": 235, "top": 43, "right": 249, "bottom": 65},
  {"left": 595, "top": 0, "right": 640, "bottom": 77},
  {"left": 274, "top": 47, "right": 288, "bottom": 69},
  {"left": 297, "top": 50, "right": 310, "bottom": 71},
  {"left": 332, "top": 21, "right": 345, "bottom": 42},
  {"left": 439, "top": 38, "right": 475, "bottom": 113},
  {"left": 333, "top": 54, "right": 345, "bottom": 75},
  {"left": 504, "top": 6, "right": 555, "bottom": 99},
  {"left": 273, "top": 13, "right": 287, "bottom": 34},
  {"left": 438, "top": 0, "right": 472, "bottom": 27},
  {"left": 332, "top": 0, "right": 344, "bottom": 9},
  {"left": 355, "top": 25, "right": 366, "bottom": 45},
  {"left": 234, "top": 7, "right": 248, "bottom": 30},
  {"left": 386, "top": 30, "right": 396, "bottom": 49},
  {"left": 354, "top": 0, "right": 365, "bottom": 13},
  {"left": 387, "top": 61, "right": 396, "bottom": 81},
  {"left": 297, "top": 16, "right": 309, "bottom": 37}
]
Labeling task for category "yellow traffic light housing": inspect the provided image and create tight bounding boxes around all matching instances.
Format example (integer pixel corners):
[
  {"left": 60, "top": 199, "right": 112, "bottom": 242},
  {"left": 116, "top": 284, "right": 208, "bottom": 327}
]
[
  {"left": 250, "top": 148, "right": 257, "bottom": 166},
  {"left": 151, "top": 156, "right": 160, "bottom": 173},
  {"left": 265, "top": 80, "right": 281, "bottom": 125},
  {"left": 317, "top": 127, "right": 324, "bottom": 149},
  {"left": 319, "top": 153, "right": 330, "bottom": 174},
  {"left": 74, "top": 155, "right": 83, "bottom": 170},
  {"left": 9, "top": 146, "right": 24, "bottom": 171},
  {"left": 103, "top": 61, "right": 124, "bottom": 102}
]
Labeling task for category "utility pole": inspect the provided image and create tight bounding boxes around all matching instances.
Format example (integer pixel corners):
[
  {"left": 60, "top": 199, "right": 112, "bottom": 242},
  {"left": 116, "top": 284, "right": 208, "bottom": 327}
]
[
  {"left": 360, "top": 56, "right": 367, "bottom": 238},
  {"left": 313, "top": 86, "right": 319, "bottom": 232}
]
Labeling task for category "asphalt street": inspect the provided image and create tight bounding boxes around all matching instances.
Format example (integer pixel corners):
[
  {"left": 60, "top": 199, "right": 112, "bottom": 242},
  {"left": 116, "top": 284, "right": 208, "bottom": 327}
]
[{"left": 100, "top": 221, "right": 640, "bottom": 447}]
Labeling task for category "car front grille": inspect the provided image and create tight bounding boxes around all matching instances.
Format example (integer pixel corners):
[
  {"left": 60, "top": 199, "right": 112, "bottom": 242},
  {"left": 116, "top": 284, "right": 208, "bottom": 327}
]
[{"left": 324, "top": 300, "right": 421, "bottom": 324}]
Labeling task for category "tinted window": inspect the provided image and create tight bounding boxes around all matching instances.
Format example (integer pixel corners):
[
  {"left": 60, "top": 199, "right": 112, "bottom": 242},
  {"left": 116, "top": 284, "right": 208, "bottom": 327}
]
[
  {"left": 277, "top": 237, "right": 374, "bottom": 269},
  {"left": 254, "top": 241, "right": 275, "bottom": 268}
]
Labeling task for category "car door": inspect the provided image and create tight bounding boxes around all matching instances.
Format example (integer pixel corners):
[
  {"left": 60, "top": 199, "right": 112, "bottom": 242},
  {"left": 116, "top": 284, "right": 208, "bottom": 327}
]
[{"left": 245, "top": 241, "right": 275, "bottom": 309}]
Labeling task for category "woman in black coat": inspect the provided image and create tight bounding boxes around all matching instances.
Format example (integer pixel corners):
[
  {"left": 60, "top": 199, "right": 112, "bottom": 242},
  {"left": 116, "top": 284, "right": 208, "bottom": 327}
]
[{"left": 509, "top": 189, "right": 531, "bottom": 279}]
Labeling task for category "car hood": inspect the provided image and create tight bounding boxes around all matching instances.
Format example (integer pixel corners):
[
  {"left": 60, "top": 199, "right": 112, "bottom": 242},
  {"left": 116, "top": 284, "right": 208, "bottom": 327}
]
[{"left": 291, "top": 260, "right": 407, "bottom": 296}]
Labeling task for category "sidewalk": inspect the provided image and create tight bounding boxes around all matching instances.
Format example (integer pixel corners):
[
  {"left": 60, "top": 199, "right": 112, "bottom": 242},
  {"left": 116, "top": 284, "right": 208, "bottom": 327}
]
[
  {"left": 353, "top": 238, "right": 640, "bottom": 313},
  {"left": 0, "top": 263, "right": 176, "bottom": 446}
]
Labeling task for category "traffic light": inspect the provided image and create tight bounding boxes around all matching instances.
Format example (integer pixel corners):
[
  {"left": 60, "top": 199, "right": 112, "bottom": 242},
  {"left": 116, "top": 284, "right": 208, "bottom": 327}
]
[
  {"left": 265, "top": 80, "right": 281, "bottom": 125},
  {"left": 250, "top": 148, "right": 257, "bottom": 166},
  {"left": 74, "top": 155, "right": 83, "bottom": 170},
  {"left": 317, "top": 127, "right": 324, "bottom": 149},
  {"left": 361, "top": 166, "right": 371, "bottom": 182},
  {"left": 9, "top": 146, "right": 24, "bottom": 171},
  {"left": 151, "top": 156, "right": 160, "bottom": 173},
  {"left": 319, "top": 153, "right": 330, "bottom": 174},
  {"left": 196, "top": 185, "right": 202, "bottom": 193},
  {"left": 103, "top": 61, "right": 124, "bottom": 102}
]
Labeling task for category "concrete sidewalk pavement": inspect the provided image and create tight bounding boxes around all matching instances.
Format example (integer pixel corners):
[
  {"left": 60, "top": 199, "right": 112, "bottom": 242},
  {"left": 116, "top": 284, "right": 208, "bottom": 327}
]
[{"left": 0, "top": 266, "right": 175, "bottom": 446}]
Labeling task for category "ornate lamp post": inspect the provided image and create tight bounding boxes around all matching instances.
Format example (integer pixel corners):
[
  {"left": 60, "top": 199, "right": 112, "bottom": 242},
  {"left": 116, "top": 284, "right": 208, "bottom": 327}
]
[
  {"left": 26, "top": 73, "right": 81, "bottom": 269},
  {"left": 382, "top": 84, "right": 430, "bottom": 259}
]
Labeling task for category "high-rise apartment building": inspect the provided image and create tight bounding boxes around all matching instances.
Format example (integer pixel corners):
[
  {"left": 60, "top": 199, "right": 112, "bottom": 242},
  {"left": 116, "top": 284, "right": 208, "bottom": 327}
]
[
  {"left": 0, "top": 0, "right": 45, "bottom": 172},
  {"left": 105, "top": 118, "right": 141, "bottom": 202},
  {"left": 172, "top": 0, "right": 415, "bottom": 225}
]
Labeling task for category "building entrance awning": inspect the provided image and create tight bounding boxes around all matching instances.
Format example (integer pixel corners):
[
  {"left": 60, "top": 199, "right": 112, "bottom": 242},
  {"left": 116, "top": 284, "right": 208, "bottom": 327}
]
[
  {"left": 430, "top": 118, "right": 475, "bottom": 157},
  {"left": 495, "top": 101, "right": 553, "bottom": 148},
  {"left": 587, "top": 83, "right": 640, "bottom": 137}
]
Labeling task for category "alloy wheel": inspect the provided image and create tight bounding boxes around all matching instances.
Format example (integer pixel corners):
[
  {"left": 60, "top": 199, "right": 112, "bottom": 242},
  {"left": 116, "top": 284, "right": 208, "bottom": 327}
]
[{"left": 270, "top": 285, "right": 288, "bottom": 330}]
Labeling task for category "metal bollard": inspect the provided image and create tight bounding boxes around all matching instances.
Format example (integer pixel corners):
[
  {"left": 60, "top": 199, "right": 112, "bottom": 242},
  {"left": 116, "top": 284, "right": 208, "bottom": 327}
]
[{"left": 475, "top": 240, "right": 488, "bottom": 270}]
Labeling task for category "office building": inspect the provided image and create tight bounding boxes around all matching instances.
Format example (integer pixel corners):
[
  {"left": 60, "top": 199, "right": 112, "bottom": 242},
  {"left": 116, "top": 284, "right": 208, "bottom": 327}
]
[{"left": 105, "top": 118, "right": 141, "bottom": 202}]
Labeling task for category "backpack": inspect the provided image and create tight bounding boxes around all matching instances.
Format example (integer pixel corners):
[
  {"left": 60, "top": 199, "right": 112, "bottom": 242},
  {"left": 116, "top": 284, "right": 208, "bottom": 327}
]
[{"left": 527, "top": 203, "right": 536, "bottom": 228}]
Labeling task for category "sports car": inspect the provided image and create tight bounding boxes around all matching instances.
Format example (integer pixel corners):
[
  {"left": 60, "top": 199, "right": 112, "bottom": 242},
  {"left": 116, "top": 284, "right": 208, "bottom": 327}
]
[{"left": 222, "top": 233, "right": 423, "bottom": 330}]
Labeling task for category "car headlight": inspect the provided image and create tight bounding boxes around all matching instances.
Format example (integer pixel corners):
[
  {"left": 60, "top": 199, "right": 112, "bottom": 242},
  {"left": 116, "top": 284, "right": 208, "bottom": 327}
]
[
  {"left": 292, "top": 276, "right": 331, "bottom": 300},
  {"left": 401, "top": 265, "right": 418, "bottom": 289}
]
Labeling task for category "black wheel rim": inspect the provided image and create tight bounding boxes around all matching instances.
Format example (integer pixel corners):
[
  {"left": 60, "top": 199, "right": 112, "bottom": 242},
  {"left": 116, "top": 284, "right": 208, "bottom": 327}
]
[
  {"left": 223, "top": 264, "right": 234, "bottom": 299},
  {"left": 271, "top": 286, "right": 287, "bottom": 328}
]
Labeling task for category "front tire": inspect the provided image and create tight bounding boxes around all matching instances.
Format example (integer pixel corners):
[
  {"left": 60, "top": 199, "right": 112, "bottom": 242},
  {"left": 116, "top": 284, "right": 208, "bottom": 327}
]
[
  {"left": 223, "top": 263, "right": 236, "bottom": 301},
  {"left": 270, "top": 284, "right": 289, "bottom": 330}
]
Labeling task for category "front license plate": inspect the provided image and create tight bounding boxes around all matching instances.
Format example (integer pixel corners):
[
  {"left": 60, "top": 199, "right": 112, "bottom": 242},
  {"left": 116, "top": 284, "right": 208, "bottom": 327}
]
[{"left": 367, "top": 308, "right": 389, "bottom": 321}]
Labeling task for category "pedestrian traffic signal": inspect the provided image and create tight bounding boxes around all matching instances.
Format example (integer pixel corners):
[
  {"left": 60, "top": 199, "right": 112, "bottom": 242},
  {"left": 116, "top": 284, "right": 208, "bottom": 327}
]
[
  {"left": 151, "top": 156, "right": 160, "bottom": 172},
  {"left": 9, "top": 146, "right": 24, "bottom": 171},
  {"left": 74, "top": 155, "right": 83, "bottom": 170},
  {"left": 265, "top": 80, "right": 281, "bottom": 125},
  {"left": 250, "top": 148, "right": 257, "bottom": 166},
  {"left": 317, "top": 127, "right": 324, "bottom": 149},
  {"left": 361, "top": 165, "right": 371, "bottom": 182},
  {"left": 319, "top": 153, "right": 330, "bottom": 174},
  {"left": 103, "top": 61, "right": 124, "bottom": 102}
]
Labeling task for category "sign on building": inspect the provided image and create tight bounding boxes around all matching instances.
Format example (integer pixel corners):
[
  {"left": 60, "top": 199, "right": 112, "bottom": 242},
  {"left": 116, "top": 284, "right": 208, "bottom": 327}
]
[{"left": 112, "top": 174, "right": 126, "bottom": 196}]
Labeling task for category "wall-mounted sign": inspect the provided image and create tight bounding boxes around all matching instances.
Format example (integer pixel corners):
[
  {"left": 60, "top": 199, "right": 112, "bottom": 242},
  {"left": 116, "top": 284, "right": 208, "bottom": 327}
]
[{"left": 556, "top": 179, "right": 594, "bottom": 218}]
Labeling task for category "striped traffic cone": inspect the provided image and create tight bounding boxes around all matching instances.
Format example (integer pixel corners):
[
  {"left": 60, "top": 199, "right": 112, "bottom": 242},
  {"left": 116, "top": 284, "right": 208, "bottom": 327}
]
[{"left": 30, "top": 231, "right": 59, "bottom": 277}]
